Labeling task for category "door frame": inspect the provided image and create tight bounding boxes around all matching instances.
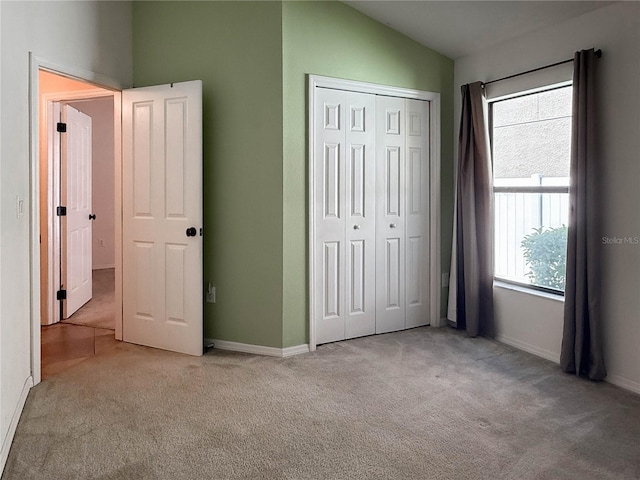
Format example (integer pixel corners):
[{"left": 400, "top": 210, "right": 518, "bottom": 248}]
[
  {"left": 42, "top": 94, "right": 113, "bottom": 327},
  {"left": 307, "top": 74, "right": 442, "bottom": 351},
  {"left": 29, "top": 54, "right": 124, "bottom": 385}
]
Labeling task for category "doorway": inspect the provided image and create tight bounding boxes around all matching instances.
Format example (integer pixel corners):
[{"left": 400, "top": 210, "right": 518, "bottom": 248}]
[
  {"left": 38, "top": 69, "right": 120, "bottom": 379},
  {"left": 30, "top": 56, "right": 204, "bottom": 385}
]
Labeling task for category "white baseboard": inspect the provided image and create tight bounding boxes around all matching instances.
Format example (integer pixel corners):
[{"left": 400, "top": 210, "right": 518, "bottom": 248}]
[
  {"left": 206, "top": 339, "right": 309, "bottom": 358},
  {"left": 427, "top": 317, "right": 449, "bottom": 328},
  {"left": 282, "top": 344, "right": 310, "bottom": 357},
  {"left": 495, "top": 333, "right": 561, "bottom": 364},
  {"left": 495, "top": 334, "right": 640, "bottom": 395},
  {"left": 606, "top": 373, "right": 640, "bottom": 395},
  {"left": 437, "top": 317, "right": 449, "bottom": 328},
  {"left": 1, "top": 376, "right": 33, "bottom": 474}
]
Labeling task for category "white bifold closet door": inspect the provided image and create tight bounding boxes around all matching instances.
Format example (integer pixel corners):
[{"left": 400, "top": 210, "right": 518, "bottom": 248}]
[
  {"left": 314, "top": 88, "right": 376, "bottom": 345},
  {"left": 314, "top": 88, "right": 430, "bottom": 345},
  {"left": 375, "top": 97, "right": 430, "bottom": 333}
]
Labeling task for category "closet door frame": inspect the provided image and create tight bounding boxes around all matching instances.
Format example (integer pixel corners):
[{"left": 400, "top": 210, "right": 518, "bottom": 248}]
[{"left": 308, "top": 75, "right": 443, "bottom": 351}]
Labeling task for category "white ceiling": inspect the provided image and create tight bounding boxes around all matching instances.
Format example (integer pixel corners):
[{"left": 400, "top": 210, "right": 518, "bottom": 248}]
[{"left": 343, "top": 1, "right": 615, "bottom": 59}]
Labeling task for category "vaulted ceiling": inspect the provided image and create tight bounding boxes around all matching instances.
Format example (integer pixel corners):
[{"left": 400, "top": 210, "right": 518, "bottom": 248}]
[{"left": 344, "top": 1, "right": 614, "bottom": 59}]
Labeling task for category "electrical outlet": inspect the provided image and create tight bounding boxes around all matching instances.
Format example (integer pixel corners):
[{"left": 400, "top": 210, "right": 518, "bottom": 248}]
[
  {"left": 206, "top": 283, "right": 216, "bottom": 303},
  {"left": 441, "top": 272, "right": 450, "bottom": 288},
  {"left": 99, "top": 239, "right": 105, "bottom": 247}
]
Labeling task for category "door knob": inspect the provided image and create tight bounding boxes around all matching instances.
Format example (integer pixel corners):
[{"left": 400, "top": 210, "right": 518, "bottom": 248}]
[
  {"left": 390, "top": 223, "right": 397, "bottom": 228},
  {"left": 89, "top": 214, "right": 96, "bottom": 220},
  {"left": 186, "top": 227, "right": 197, "bottom": 237},
  {"left": 353, "top": 225, "right": 360, "bottom": 230}
]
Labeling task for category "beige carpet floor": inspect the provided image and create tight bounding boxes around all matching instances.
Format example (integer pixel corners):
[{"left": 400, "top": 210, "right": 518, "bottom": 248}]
[
  {"left": 62, "top": 268, "right": 114, "bottom": 330},
  {"left": 3, "top": 327, "right": 639, "bottom": 480}
]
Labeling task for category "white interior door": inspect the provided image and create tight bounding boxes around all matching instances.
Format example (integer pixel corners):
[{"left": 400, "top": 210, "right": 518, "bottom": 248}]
[
  {"left": 61, "top": 104, "right": 93, "bottom": 318},
  {"left": 375, "top": 96, "right": 406, "bottom": 333},
  {"left": 122, "top": 80, "right": 203, "bottom": 356}
]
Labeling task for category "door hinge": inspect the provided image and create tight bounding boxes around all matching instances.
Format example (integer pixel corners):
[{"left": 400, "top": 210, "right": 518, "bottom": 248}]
[
  {"left": 57, "top": 122, "right": 67, "bottom": 133},
  {"left": 56, "top": 206, "right": 67, "bottom": 216},
  {"left": 57, "top": 289, "right": 67, "bottom": 301}
]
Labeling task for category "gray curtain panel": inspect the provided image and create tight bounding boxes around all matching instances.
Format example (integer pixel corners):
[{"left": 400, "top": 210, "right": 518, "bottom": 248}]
[
  {"left": 455, "top": 82, "right": 494, "bottom": 337},
  {"left": 560, "top": 49, "right": 606, "bottom": 380}
]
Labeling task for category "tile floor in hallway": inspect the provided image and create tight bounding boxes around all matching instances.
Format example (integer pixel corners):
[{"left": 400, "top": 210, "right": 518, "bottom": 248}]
[
  {"left": 41, "top": 323, "right": 119, "bottom": 379},
  {"left": 41, "top": 268, "right": 118, "bottom": 379}
]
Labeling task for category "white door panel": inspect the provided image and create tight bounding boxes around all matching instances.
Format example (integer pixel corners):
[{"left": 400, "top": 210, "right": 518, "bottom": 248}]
[
  {"left": 122, "top": 80, "right": 203, "bottom": 356},
  {"left": 405, "top": 99, "right": 430, "bottom": 328},
  {"left": 376, "top": 96, "right": 406, "bottom": 333},
  {"left": 315, "top": 89, "right": 376, "bottom": 344},
  {"left": 344, "top": 92, "right": 375, "bottom": 340},
  {"left": 61, "top": 105, "right": 93, "bottom": 318},
  {"left": 314, "top": 88, "right": 346, "bottom": 344}
]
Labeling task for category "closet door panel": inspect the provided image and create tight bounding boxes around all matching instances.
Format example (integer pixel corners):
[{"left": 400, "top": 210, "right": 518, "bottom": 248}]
[
  {"left": 345, "top": 93, "right": 376, "bottom": 339},
  {"left": 315, "top": 88, "right": 347, "bottom": 344},
  {"left": 405, "top": 99, "right": 431, "bottom": 328},
  {"left": 375, "top": 96, "right": 406, "bottom": 333}
]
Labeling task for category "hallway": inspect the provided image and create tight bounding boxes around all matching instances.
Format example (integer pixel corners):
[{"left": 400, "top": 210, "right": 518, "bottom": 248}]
[{"left": 41, "top": 269, "right": 118, "bottom": 379}]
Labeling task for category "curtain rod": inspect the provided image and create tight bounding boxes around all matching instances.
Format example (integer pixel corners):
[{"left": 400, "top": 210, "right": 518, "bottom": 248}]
[{"left": 482, "top": 49, "right": 602, "bottom": 88}]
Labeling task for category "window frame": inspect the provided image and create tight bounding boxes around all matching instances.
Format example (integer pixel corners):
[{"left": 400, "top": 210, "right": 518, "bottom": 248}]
[{"left": 488, "top": 82, "right": 572, "bottom": 296}]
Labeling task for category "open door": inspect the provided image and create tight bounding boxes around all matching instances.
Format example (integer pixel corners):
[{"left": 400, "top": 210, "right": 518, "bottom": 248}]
[
  {"left": 122, "top": 81, "right": 203, "bottom": 356},
  {"left": 61, "top": 104, "right": 93, "bottom": 318}
]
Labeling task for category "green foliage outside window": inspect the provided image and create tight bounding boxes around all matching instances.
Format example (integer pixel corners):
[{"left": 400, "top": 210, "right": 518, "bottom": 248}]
[{"left": 521, "top": 225, "right": 568, "bottom": 291}]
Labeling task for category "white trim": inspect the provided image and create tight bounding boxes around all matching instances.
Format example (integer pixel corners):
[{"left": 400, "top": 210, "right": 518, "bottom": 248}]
[
  {"left": 43, "top": 89, "right": 112, "bottom": 103},
  {"left": 37, "top": 58, "right": 123, "bottom": 91},
  {"left": 429, "top": 94, "right": 443, "bottom": 327},
  {"left": 607, "top": 374, "right": 640, "bottom": 395},
  {"left": 0, "top": 377, "right": 33, "bottom": 473},
  {"left": 41, "top": 101, "right": 61, "bottom": 327},
  {"left": 207, "top": 339, "right": 310, "bottom": 358},
  {"left": 308, "top": 74, "right": 442, "bottom": 349},
  {"left": 41, "top": 92, "right": 121, "bottom": 327},
  {"left": 29, "top": 53, "right": 43, "bottom": 384},
  {"left": 495, "top": 333, "right": 561, "bottom": 364},
  {"left": 494, "top": 280, "right": 565, "bottom": 303},
  {"left": 113, "top": 92, "right": 123, "bottom": 342},
  {"left": 309, "top": 74, "right": 440, "bottom": 101},
  {"left": 496, "top": 333, "right": 640, "bottom": 395},
  {"left": 282, "top": 344, "right": 311, "bottom": 357},
  {"left": 308, "top": 76, "right": 317, "bottom": 351}
]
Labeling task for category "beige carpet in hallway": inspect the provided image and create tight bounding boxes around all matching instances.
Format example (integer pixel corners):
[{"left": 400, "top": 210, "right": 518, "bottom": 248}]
[
  {"left": 3, "top": 327, "right": 639, "bottom": 479},
  {"left": 62, "top": 268, "right": 114, "bottom": 330}
]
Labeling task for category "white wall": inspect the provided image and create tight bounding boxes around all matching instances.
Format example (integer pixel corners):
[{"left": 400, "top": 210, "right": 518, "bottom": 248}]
[
  {"left": 453, "top": 2, "right": 640, "bottom": 393},
  {"left": 69, "top": 97, "right": 116, "bottom": 270},
  {"left": 0, "top": 0, "right": 132, "bottom": 472},
  {"left": 0, "top": 4, "right": 3, "bottom": 464}
]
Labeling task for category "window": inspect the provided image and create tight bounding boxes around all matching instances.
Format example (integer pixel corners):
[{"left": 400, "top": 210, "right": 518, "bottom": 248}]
[{"left": 490, "top": 84, "right": 572, "bottom": 294}]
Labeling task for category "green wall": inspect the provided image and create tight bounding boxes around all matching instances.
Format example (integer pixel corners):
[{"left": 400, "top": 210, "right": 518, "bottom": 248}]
[
  {"left": 133, "top": 1, "right": 455, "bottom": 350},
  {"left": 281, "top": 1, "right": 455, "bottom": 347},
  {"left": 133, "top": 1, "right": 285, "bottom": 347}
]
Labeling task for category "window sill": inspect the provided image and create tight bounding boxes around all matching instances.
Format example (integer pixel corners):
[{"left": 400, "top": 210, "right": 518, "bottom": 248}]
[{"left": 493, "top": 280, "right": 565, "bottom": 303}]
